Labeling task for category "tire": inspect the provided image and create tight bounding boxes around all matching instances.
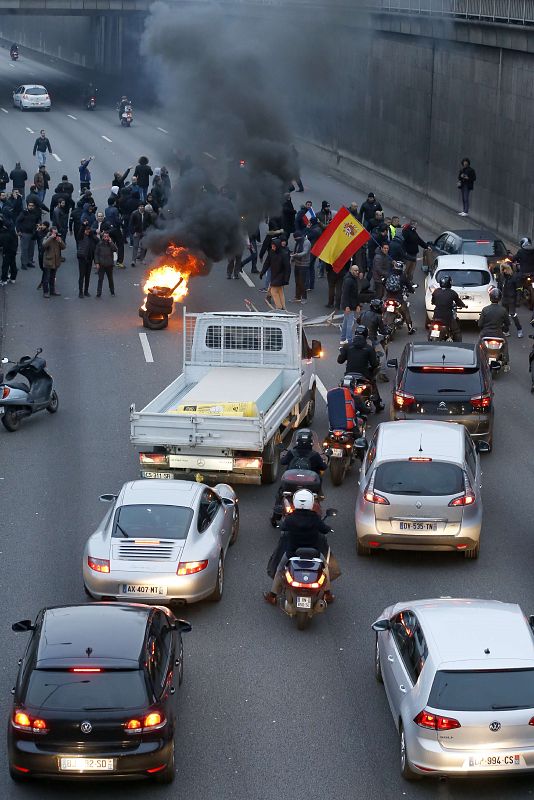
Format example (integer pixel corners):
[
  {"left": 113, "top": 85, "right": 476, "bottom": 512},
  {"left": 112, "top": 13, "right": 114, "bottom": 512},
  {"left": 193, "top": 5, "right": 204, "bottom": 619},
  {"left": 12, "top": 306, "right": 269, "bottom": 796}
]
[
  {"left": 146, "top": 295, "right": 173, "bottom": 313},
  {"left": 229, "top": 505, "right": 239, "bottom": 545},
  {"left": 400, "top": 725, "right": 421, "bottom": 781},
  {"left": 261, "top": 435, "right": 280, "bottom": 484},
  {"left": 142, "top": 311, "right": 169, "bottom": 330},
  {"left": 153, "top": 740, "right": 175, "bottom": 784},
  {"left": 356, "top": 538, "right": 371, "bottom": 557},
  {"left": 2, "top": 410, "right": 20, "bottom": 432},
  {"left": 329, "top": 458, "right": 346, "bottom": 487},
  {"left": 375, "top": 635, "right": 383, "bottom": 683},
  {"left": 210, "top": 555, "right": 224, "bottom": 601},
  {"left": 270, "top": 513, "right": 280, "bottom": 528},
  {"left": 464, "top": 542, "right": 480, "bottom": 559},
  {"left": 302, "top": 387, "right": 316, "bottom": 426},
  {"left": 296, "top": 611, "right": 310, "bottom": 631},
  {"left": 177, "top": 638, "right": 184, "bottom": 686},
  {"left": 46, "top": 389, "right": 59, "bottom": 413}
]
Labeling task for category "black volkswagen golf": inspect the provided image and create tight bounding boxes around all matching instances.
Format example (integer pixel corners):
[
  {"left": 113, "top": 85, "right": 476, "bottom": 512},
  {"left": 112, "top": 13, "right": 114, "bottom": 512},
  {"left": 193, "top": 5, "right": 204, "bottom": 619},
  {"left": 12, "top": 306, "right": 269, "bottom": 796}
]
[{"left": 8, "top": 603, "right": 191, "bottom": 783}]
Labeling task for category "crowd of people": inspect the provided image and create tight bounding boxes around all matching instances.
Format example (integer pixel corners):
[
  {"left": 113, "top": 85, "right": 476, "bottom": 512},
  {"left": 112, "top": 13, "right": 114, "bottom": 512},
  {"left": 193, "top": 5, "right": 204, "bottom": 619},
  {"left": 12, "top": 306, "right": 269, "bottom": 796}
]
[{"left": 0, "top": 138, "right": 171, "bottom": 298}]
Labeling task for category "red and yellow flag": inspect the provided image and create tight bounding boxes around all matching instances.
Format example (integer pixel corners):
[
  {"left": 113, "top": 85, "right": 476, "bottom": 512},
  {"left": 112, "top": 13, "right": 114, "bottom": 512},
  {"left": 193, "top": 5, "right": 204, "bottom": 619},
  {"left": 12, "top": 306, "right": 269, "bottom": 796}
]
[{"left": 311, "top": 207, "right": 370, "bottom": 273}]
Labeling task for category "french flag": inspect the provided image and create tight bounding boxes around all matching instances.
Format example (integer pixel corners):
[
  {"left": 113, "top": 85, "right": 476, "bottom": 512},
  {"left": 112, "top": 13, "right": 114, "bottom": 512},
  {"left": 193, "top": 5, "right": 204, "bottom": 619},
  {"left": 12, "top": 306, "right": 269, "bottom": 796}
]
[{"left": 304, "top": 208, "right": 316, "bottom": 225}]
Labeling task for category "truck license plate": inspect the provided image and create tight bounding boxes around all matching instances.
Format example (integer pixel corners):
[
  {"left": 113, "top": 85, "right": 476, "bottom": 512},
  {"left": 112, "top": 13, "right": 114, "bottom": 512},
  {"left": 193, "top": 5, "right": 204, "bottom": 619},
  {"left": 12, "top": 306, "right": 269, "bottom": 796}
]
[{"left": 142, "top": 471, "right": 173, "bottom": 479}]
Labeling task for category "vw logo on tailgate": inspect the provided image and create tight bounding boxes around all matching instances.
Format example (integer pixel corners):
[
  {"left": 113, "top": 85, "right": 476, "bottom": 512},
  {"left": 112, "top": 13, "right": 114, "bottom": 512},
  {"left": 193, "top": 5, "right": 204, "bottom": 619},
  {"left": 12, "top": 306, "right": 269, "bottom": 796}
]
[
  {"left": 489, "top": 721, "right": 501, "bottom": 732},
  {"left": 80, "top": 720, "right": 93, "bottom": 734}
]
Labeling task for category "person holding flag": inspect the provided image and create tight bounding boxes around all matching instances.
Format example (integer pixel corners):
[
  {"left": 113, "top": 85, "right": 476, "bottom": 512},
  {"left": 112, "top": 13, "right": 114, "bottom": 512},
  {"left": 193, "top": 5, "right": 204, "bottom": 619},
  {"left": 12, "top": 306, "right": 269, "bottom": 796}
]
[
  {"left": 311, "top": 205, "right": 371, "bottom": 281},
  {"left": 295, "top": 201, "right": 316, "bottom": 234}
]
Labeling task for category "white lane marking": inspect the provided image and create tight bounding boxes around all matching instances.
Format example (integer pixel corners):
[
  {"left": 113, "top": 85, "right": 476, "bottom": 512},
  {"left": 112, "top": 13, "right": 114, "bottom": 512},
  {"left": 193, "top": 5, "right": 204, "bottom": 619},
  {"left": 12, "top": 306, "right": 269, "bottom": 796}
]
[
  {"left": 240, "top": 271, "right": 254, "bottom": 288},
  {"left": 316, "top": 377, "right": 328, "bottom": 404},
  {"left": 9, "top": 63, "right": 15, "bottom": 68},
  {"left": 0, "top": 108, "right": 8, "bottom": 114},
  {"left": 67, "top": 114, "right": 77, "bottom": 120},
  {"left": 101, "top": 135, "right": 112, "bottom": 142},
  {"left": 25, "top": 126, "right": 34, "bottom": 133},
  {"left": 52, "top": 153, "right": 62, "bottom": 162},
  {"left": 138, "top": 332, "right": 154, "bottom": 363},
  {"left": 157, "top": 127, "right": 168, "bottom": 134},
  {"left": 203, "top": 151, "right": 217, "bottom": 160}
]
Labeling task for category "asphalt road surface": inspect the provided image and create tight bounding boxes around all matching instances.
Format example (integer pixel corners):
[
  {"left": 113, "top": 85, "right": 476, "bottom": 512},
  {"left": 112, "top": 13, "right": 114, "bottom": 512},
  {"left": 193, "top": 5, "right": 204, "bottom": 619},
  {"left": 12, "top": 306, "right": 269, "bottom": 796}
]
[{"left": 1, "top": 48, "right": 534, "bottom": 800}]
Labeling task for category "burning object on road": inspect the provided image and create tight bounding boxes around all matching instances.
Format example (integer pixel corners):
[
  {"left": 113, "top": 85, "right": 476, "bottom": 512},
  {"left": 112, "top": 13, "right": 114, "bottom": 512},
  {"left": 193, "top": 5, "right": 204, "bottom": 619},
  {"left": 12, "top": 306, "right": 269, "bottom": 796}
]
[{"left": 139, "top": 245, "right": 204, "bottom": 330}]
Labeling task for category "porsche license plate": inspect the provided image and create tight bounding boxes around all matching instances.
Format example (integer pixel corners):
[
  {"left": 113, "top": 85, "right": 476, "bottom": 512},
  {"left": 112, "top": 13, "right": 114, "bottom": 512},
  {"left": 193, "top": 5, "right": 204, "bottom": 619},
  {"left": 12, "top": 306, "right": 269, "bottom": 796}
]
[
  {"left": 120, "top": 584, "right": 167, "bottom": 596},
  {"left": 59, "top": 757, "right": 114, "bottom": 771}
]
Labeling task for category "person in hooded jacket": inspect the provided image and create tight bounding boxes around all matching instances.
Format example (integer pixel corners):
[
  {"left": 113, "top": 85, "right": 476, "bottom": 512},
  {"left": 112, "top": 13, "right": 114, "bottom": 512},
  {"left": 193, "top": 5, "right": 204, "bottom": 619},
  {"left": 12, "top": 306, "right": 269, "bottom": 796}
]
[
  {"left": 359, "top": 193, "right": 382, "bottom": 229},
  {"left": 259, "top": 238, "right": 290, "bottom": 310},
  {"left": 80, "top": 203, "right": 96, "bottom": 228},
  {"left": 0, "top": 165, "right": 8, "bottom": 192},
  {"left": 388, "top": 231, "right": 408, "bottom": 262},
  {"left": 402, "top": 220, "right": 429, "bottom": 284},
  {"left": 134, "top": 156, "right": 153, "bottom": 203},
  {"left": 0, "top": 216, "right": 19, "bottom": 285},
  {"left": 337, "top": 326, "right": 384, "bottom": 411}
]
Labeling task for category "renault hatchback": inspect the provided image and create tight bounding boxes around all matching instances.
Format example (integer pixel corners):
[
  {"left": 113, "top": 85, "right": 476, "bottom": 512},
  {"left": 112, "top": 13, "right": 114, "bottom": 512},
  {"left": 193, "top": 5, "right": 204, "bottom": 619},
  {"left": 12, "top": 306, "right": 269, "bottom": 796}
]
[
  {"left": 355, "top": 421, "right": 484, "bottom": 558},
  {"left": 425, "top": 254, "right": 497, "bottom": 322},
  {"left": 372, "top": 598, "right": 534, "bottom": 780}
]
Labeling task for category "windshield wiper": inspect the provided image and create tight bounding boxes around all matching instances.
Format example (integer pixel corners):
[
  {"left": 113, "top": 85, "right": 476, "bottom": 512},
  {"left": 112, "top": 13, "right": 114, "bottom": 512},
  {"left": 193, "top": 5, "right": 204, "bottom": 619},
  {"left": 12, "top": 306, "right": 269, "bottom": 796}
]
[
  {"left": 115, "top": 523, "right": 129, "bottom": 538},
  {"left": 491, "top": 704, "right": 527, "bottom": 710},
  {"left": 83, "top": 706, "right": 121, "bottom": 711},
  {"left": 437, "top": 389, "right": 465, "bottom": 393}
]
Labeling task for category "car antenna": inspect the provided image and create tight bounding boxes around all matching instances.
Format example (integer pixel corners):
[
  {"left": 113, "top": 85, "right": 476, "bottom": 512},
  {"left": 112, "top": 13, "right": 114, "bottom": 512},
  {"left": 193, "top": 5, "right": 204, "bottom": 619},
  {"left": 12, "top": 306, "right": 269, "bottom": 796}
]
[
  {"left": 461, "top": 243, "right": 465, "bottom": 265},
  {"left": 419, "top": 433, "right": 423, "bottom": 453},
  {"left": 442, "top": 353, "right": 446, "bottom": 367},
  {"left": 484, "top": 648, "right": 490, "bottom": 654},
  {"left": 86, "top": 647, "right": 93, "bottom": 658}
]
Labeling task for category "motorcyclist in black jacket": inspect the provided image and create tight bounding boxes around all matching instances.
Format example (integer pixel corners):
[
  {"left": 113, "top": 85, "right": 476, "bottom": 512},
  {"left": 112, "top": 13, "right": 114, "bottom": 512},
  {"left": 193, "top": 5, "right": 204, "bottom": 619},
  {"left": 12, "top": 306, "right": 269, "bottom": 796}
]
[
  {"left": 431, "top": 275, "right": 467, "bottom": 341},
  {"left": 280, "top": 428, "right": 328, "bottom": 474},
  {"left": 478, "top": 288, "right": 510, "bottom": 367},
  {"left": 384, "top": 261, "right": 416, "bottom": 334},
  {"left": 338, "top": 325, "right": 384, "bottom": 411},
  {"left": 358, "top": 299, "right": 389, "bottom": 382}
]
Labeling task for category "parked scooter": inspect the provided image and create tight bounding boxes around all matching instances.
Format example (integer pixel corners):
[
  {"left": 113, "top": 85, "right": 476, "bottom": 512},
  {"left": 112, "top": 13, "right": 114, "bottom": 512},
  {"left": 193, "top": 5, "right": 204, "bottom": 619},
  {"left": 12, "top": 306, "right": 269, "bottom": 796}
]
[{"left": 0, "top": 348, "right": 58, "bottom": 432}]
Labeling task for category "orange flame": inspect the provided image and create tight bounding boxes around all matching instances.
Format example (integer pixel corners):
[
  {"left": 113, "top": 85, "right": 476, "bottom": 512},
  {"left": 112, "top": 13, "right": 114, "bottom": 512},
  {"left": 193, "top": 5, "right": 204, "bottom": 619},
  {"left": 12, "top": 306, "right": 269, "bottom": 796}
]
[{"left": 142, "top": 245, "right": 205, "bottom": 310}]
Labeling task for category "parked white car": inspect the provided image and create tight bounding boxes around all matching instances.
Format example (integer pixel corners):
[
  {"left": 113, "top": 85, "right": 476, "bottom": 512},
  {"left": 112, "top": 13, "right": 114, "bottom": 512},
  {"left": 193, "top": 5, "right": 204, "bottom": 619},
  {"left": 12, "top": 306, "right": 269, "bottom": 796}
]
[
  {"left": 425, "top": 254, "right": 497, "bottom": 322},
  {"left": 13, "top": 84, "right": 51, "bottom": 111}
]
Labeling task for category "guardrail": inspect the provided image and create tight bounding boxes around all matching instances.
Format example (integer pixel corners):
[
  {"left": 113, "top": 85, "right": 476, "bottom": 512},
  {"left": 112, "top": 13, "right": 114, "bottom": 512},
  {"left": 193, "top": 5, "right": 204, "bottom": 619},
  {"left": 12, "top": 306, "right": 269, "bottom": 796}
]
[{"left": 375, "top": 0, "right": 534, "bottom": 24}]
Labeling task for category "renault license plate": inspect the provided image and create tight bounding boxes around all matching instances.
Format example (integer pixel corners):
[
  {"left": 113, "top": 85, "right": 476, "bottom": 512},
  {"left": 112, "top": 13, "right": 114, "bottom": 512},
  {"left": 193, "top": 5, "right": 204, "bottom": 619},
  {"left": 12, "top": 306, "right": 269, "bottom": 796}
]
[
  {"left": 120, "top": 584, "right": 167, "bottom": 596},
  {"left": 296, "top": 596, "right": 312, "bottom": 609},
  {"left": 59, "top": 757, "right": 114, "bottom": 771},
  {"left": 398, "top": 521, "right": 437, "bottom": 531}
]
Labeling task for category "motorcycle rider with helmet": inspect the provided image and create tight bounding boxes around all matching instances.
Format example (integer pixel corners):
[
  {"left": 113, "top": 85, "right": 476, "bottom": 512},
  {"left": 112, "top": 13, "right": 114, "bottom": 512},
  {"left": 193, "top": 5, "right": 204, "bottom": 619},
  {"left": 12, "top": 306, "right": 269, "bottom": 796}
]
[
  {"left": 514, "top": 237, "right": 534, "bottom": 316},
  {"left": 383, "top": 261, "right": 416, "bottom": 334},
  {"left": 118, "top": 96, "right": 131, "bottom": 122},
  {"left": 337, "top": 324, "right": 385, "bottom": 411},
  {"left": 478, "top": 288, "right": 510, "bottom": 368},
  {"left": 430, "top": 274, "right": 467, "bottom": 341},
  {"left": 280, "top": 428, "right": 328, "bottom": 474},
  {"left": 358, "top": 298, "right": 390, "bottom": 382},
  {"left": 264, "top": 489, "right": 339, "bottom": 605},
  {"left": 10, "top": 43, "right": 18, "bottom": 59}
]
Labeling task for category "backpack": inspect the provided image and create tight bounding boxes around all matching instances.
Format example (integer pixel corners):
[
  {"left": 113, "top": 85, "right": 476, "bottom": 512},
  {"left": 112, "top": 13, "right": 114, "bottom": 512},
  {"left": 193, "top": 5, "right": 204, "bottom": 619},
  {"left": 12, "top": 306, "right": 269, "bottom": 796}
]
[
  {"left": 385, "top": 273, "right": 401, "bottom": 293},
  {"left": 288, "top": 454, "right": 312, "bottom": 470}
]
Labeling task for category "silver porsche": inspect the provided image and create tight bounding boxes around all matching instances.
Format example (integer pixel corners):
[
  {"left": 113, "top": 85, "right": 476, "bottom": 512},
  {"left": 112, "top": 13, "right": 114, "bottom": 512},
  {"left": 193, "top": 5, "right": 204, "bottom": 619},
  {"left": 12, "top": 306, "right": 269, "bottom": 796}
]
[{"left": 83, "top": 479, "right": 238, "bottom": 604}]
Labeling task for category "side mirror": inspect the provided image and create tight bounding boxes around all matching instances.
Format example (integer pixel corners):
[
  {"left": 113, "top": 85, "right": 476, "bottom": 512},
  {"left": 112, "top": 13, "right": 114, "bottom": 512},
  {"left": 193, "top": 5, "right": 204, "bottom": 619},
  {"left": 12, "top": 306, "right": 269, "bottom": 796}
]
[
  {"left": 174, "top": 619, "right": 192, "bottom": 633},
  {"left": 355, "top": 437, "right": 368, "bottom": 451},
  {"left": 12, "top": 619, "right": 34, "bottom": 633},
  {"left": 310, "top": 339, "right": 323, "bottom": 358},
  {"left": 386, "top": 358, "right": 398, "bottom": 369},
  {"left": 36, "top": 347, "right": 43, "bottom": 355},
  {"left": 476, "top": 440, "right": 491, "bottom": 454},
  {"left": 221, "top": 497, "right": 235, "bottom": 507},
  {"left": 371, "top": 618, "right": 391, "bottom": 632},
  {"left": 324, "top": 508, "right": 337, "bottom": 518},
  {"left": 99, "top": 493, "right": 117, "bottom": 503}
]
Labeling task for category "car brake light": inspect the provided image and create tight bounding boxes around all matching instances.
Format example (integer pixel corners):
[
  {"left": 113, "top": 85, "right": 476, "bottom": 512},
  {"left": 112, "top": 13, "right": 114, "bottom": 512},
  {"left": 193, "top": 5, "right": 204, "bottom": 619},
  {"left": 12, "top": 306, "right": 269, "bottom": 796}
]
[
  {"left": 284, "top": 570, "right": 326, "bottom": 590},
  {"left": 87, "top": 556, "right": 110, "bottom": 573},
  {"left": 449, "top": 473, "right": 476, "bottom": 506},
  {"left": 476, "top": 240, "right": 490, "bottom": 244},
  {"left": 71, "top": 668, "right": 102, "bottom": 673},
  {"left": 2, "top": 387, "right": 10, "bottom": 398},
  {"left": 364, "top": 489, "right": 389, "bottom": 505},
  {"left": 12, "top": 711, "right": 49, "bottom": 733},
  {"left": 421, "top": 366, "right": 465, "bottom": 372},
  {"left": 529, "top": 717, "right": 534, "bottom": 726},
  {"left": 409, "top": 457, "right": 432, "bottom": 462},
  {"left": 414, "top": 710, "right": 460, "bottom": 730},
  {"left": 125, "top": 712, "right": 165, "bottom": 733},
  {"left": 177, "top": 560, "right": 208, "bottom": 576},
  {"left": 394, "top": 390, "right": 415, "bottom": 409},
  {"left": 470, "top": 393, "right": 491, "bottom": 410},
  {"left": 139, "top": 452, "right": 168, "bottom": 465},
  {"left": 483, "top": 339, "right": 503, "bottom": 349}
]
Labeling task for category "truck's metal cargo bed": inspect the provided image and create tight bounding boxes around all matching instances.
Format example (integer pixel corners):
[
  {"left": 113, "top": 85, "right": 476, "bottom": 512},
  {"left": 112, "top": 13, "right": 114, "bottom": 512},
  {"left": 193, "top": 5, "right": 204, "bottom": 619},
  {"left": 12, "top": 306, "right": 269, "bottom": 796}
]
[{"left": 164, "top": 367, "right": 283, "bottom": 416}]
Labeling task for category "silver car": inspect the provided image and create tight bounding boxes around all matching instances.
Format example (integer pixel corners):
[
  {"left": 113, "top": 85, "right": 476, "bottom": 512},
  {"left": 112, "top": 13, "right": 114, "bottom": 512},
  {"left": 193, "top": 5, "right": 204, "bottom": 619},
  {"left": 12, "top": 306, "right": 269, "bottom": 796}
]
[
  {"left": 355, "top": 420, "right": 485, "bottom": 559},
  {"left": 83, "top": 479, "right": 238, "bottom": 604},
  {"left": 372, "top": 598, "right": 534, "bottom": 780}
]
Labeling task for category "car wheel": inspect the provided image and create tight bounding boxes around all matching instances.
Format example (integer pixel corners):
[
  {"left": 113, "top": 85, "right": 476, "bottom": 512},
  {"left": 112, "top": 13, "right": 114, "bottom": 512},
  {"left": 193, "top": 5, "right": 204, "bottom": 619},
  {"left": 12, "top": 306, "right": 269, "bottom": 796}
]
[
  {"left": 400, "top": 725, "right": 421, "bottom": 781},
  {"left": 210, "top": 555, "right": 224, "bottom": 601},
  {"left": 177, "top": 638, "right": 184, "bottom": 686},
  {"left": 153, "top": 740, "right": 175, "bottom": 784},
  {"left": 464, "top": 542, "right": 480, "bottom": 559},
  {"left": 375, "top": 635, "right": 383, "bottom": 683},
  {"left": 356, "top": 538, "right": 371, "bottom": 556},
  {"left": 229, "top": 505, "right": 239, "bottom": 545},
  {"left": 261, "top": 434, "right": 281, "bottom": 484},
  {"left": 46, "top": 389, "right": 59, "bottom": 413}
]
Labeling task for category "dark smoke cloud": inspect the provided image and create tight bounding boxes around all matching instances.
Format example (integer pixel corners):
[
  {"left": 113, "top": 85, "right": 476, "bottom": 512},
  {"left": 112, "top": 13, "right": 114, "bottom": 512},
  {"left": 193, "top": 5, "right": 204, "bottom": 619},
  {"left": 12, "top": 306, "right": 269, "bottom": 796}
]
[{"left": 141, "top": 2, "right": 298, "bottom": 261}]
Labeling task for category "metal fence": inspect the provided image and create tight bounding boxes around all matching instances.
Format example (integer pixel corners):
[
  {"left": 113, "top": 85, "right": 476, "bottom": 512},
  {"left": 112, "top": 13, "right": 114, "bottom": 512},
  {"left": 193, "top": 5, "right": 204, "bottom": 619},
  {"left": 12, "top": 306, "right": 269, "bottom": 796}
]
[{"left": 375, "top": 0, "right": 534, "bottom": 24}]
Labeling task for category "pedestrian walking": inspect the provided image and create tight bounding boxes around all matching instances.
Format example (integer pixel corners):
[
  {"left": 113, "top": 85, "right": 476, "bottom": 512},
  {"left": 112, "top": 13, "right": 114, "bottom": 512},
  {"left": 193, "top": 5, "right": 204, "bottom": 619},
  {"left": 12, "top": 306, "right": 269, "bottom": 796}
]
[
  {"left": 79, "top": 156, "right": 94, "bottom": 193},
  {"left": 130, "top": 202, "right": 151, "bottom": 266},
  {"left": 42, "top": 227, "right": 65, "bottom": 297},
  {"left": 290, "top": 231, "right": 311, "bottom": 303},
  {"left": 95, "top": 231, "right": 118, "bottom": 297},
  {"left": 133, "top": 156, "right": 153, "bottom": 203},
  {"left": 32, "top": 130, "right": 52, "bottom": 166},
  {"left": 458, "top": 157, "right": 476, "bottom": 216},
  {"left": 33, "top": 165, "right": 50, "bottom": 205},
  {"left": 77, "top": 226, "right": 97, "bottom": 297},
  {"left": 9, "top": 162, "right": 27, "bottom": 203},
  {"left": 241, "top": 229, "right": 260, "bottom": 274},
  {"left": 226, "top": 253, "right": 242, "bottom": 279},
  {"left": 260, "top": 239, "right": 290, "bottom": 310},
  {"left": 15, "top": 201, "right": 39, "bottom": 270},
  {"left": 339, "top": 264, "right": 361, "bottom": 343}
]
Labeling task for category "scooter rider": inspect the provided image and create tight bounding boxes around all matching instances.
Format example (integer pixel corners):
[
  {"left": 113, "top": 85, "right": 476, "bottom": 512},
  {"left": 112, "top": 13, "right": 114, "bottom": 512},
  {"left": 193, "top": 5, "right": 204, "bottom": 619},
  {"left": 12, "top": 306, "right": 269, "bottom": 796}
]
[
  {"left": 358, "top": 298, "right": 389, "bottom": 382},
  {"left": 10, "top": 43, "right": 18, "bottom": 58},
  {"left": 478, "top": 288, "right": 510, "bottom": 367},
  {"left": 514, "top": 237, "right": 534, "bottom": 316},
  {"left": 280, "top": 428, "right": 328, "bottom": 474},
  {"left": 264, "top": 489, "right": 338, "bottom": 605},
  {"left": 118, "top": 96, "right": 131, "bottom": 121},
  {"left": 431, "top": 275, "right": 467, "bottom": 341},
  {"left": 383, "top": 261, "right": 416, "bottom": 334},
  {"left": 337, "top": 324, "right": 385, "bottom": 411}
]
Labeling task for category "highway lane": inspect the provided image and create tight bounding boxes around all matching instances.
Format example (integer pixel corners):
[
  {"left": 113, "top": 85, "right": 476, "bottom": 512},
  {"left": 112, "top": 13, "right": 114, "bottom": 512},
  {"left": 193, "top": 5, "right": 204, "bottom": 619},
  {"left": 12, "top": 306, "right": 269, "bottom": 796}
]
[{"left": 1, "top": 51, "right": 534, "bottom": 800}]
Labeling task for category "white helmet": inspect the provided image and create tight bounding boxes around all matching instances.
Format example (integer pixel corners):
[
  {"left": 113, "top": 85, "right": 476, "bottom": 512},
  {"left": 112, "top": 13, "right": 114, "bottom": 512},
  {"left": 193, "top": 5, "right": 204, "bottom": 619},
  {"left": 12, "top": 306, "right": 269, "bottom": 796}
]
[{"left": 293, "top": 489, "right": 314, "bottom": 511}]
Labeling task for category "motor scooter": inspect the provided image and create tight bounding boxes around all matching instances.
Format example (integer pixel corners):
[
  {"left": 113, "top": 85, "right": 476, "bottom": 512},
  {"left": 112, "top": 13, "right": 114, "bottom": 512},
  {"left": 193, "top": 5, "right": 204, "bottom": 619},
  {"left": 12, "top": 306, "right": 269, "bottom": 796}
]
[
  {"left": 480, "top": 335, "right": 507, "bottom": 377},
  {"left": 0, "top": 348, "right": 58, "bottom": 431},
  {"left": 10, "top": 50, "right": 18, "bottom": 61},
  {"left": 120, "top": 104, "right": 133, "bottom": 127}
]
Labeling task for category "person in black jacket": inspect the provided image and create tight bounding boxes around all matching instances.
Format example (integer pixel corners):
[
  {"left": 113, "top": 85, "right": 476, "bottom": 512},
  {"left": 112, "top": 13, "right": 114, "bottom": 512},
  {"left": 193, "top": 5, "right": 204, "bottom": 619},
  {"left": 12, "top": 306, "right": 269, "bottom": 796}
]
[
  {"left": 55, "top": 175, "right": 74, "bottom": 197},
  {"left": 339, "top": 264, "right": 361, "bottom": 343},
  {"left": 32, "top": 130, "right": 52, "bottom": 167},
  {"left": 498, "top": 262, "right": 523, "bottom": 337},
  {"left": 402, "top": 221, "right": 428, "bottom": 284},
  {"left": 359, "top": 193, "right": 382, "bottom": 229},
  {"left": 76, "top": 225, "right": 97, "bottom": 297},
  {"left": 431, "top": 276, "right": 467, "bottom": 341},
  {"left": 337, "top": 326, "right": 384, "bottom": 411},
  {"left": 0, "top": 165, "right": 9, "bottom": 192},
  {"left": 133, "top": 156, "right": 153, "bottom": 203},
  {"left": 458, "top": 157, "right": 476, "bottom": 216},
  {"left": 280, "top": 428, "right": 328, "bottom": 475},
  {"left": 0, "top": 217, "right": 19, "bottom": 285},
  {"left": 16, "top": 202, "right": 39, "bottom": 270},
  {"left": 479, "top": 289, "right": 510, "bottom": 367},
  {"left": 259, "top": 238, "right": 290, "bottom": 310},
  {"left": 9, "top": 162, "right": 27, "bottom": 199}
]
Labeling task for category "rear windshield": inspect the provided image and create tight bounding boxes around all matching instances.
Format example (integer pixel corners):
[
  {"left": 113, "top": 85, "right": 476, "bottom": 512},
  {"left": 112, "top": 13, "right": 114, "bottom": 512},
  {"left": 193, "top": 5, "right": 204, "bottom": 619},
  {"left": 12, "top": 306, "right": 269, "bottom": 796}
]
[
  {"left": 27, "top": 87, "right": 46, "bottom": 95},
  {"left": 462, "top": 240, "right": 506, "bottom": 258},
  {"left": 404, "top": 367, "right": 481, "bottom": 396},
  {"left": 374, "top": 461, "right": 464, "bottom": 496},
  {"left": 112, "top": 504, "right": 193, "bottom": 539},
  {"left": 429, "top": 669, "right": 534, "bottom": 712},
  {"left": 436, "top": 269, "right": 490, "bottom": 287},
  {"left": 25, "top": 670, "right": 148, "bottom": 711}
]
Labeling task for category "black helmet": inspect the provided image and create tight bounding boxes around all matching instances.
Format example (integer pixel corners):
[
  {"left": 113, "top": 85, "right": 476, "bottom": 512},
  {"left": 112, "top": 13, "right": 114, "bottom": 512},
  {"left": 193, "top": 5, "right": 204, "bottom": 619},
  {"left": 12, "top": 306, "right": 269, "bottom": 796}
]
[
  {"left": 489, "top": 288, "right": 501, "bottom": 303},
  {"left": 353, "top": 324, "right": 368, "bottom": 339},
  {"left": 295, "top": 429, "right": 313, "bottom": 450},
  {"left": 393, "top": 261, "right": 404, "bottom": 273},
  {"left": 370, "top": 298, "right": 383, "bottom": 313},
  {"left": 439, "top": 275, "right": 452, "bottom": 289}
]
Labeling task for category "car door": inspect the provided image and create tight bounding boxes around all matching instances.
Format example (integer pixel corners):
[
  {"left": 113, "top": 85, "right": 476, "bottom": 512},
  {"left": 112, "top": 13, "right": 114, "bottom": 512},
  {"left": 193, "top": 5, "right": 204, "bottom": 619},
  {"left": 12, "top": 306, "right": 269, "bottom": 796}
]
[
  {"left": 382, "top": 611, "right": 426, "bottom": 722},
  {"left": 430, "top": 234, "right": 448, "bottom": 264},
  {"left": 465, "top": 429, "right": 481, "bottom": 494}
]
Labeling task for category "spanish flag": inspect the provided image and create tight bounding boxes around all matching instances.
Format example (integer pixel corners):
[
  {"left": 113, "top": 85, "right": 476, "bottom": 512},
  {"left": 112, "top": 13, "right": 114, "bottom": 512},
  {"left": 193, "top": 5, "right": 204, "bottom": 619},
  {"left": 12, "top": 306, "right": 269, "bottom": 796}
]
[{"left": 311, "top": 207, "right": 370, "bottom": 273}]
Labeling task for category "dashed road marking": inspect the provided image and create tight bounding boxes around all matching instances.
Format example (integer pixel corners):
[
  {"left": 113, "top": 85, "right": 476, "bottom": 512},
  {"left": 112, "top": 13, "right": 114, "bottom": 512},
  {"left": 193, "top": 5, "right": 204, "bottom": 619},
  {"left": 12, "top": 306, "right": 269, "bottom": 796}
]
[
  {"left": 25, "top": 126, "right": 34, "bottom": 133},
  {"left": 52, "top": 153, "right": 62, "bottom": 162},
  {"left": 0, "top": 108, "right": 8, "bottom": 114},
  {"left": 157, "top": 127, "right": 168, "bottom": 134},
  {"left": 67, "top": 114, "right": 77, "bottom": 120},
  {"left": 203, "top": 152, "right": 217, "bottom": 160},
  {"left": 101, "top": 135, "right": 112, "bottom": 142},
  {"left": 240, "top": 271, "right": 255, "bottom": 288},
  {"left": 316, "top": 377, "right": 328, "bottom": 403},
  {"left": 138, "top": 332, "right": 154, "bottom": 363}
]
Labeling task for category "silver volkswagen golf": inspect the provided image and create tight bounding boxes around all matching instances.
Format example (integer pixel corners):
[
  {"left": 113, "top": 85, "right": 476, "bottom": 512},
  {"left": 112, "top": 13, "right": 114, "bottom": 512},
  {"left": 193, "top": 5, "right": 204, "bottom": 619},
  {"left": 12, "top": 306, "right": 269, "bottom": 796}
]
[
  {"left": 355, "top": 420, "right": 486, "bottom": 559},
  {"left": 373, "top": 598, "right": 534, "bottom": 780}
]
